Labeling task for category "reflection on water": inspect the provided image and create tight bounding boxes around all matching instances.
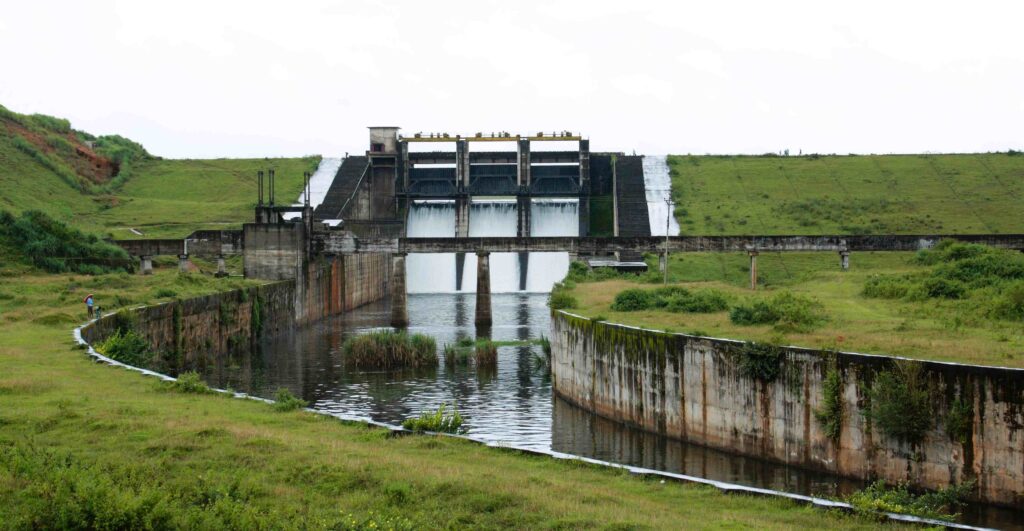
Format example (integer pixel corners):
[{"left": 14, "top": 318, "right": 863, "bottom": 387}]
[{"left": 198, "top": 293, "right": 1020, "bottom": 530}]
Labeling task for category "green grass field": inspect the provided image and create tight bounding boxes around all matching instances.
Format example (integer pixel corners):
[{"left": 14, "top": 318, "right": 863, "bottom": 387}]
[
  {"left": 668, "top": 153, "right": 1024, "bottom": 235},
  {"left": 0, "top": 263, "right": 904, "bottom": 529},
  {"left": 565, "top": 250, "right": 1024, "bottom": 367}
]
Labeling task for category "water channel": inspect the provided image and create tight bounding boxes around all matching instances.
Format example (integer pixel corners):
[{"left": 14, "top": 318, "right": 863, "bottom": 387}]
[{"left": 197, "top": 293, "right": 1020, "bottom": 529}]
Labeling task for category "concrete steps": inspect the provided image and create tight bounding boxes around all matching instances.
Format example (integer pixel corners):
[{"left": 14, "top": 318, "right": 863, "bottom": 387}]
[
  {"left": 312, "top": 156, "right": 369, "bottom": 221},
  {"left": 614, "top": 156, "right": 651, "bottom": 261}
]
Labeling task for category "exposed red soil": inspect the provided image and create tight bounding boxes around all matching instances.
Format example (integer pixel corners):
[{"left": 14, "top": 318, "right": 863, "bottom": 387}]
[{"left": 2, "top": 119, "right": 118, "bottom": 184}]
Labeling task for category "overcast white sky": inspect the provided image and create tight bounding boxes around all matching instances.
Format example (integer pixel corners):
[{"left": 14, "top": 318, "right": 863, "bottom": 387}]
[{"left": 1, "top": 1, "right": 1022, "bottom": 158}]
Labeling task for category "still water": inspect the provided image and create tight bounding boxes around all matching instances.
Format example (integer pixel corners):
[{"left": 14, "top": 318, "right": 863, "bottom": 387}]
[{"left": 199, "top": 293, "right": 1020, "bottom": 530}]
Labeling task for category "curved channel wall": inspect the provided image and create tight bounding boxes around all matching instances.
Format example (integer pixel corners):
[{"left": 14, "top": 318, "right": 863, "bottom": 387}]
[
  {"left": 80, "top": 253, "right": 390, "bottom": 371},
  {"left": 550, "top": 311, "right": 1024, "bottom": 506}
]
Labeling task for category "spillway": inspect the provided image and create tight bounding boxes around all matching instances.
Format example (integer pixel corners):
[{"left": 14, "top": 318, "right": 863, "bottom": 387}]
[
  {"left": 643, "top": 155, "right": 680, "bottom": 236},
  {"left": 282, "top": 157, "right": 341, "bottom": 220},
  {"left": 405, "top": 198, "right": 578, "bottom": 293}
]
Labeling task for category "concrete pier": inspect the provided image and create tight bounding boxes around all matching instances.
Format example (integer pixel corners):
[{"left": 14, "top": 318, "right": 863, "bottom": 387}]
[
  {"left": 390, "top": 253, "right": 409, "bottom": 327},
  {"left": 139, "top": 255, "right": 153, "bottom": 275},
  {"left": 455, "top": 196, "right": 470, "bottom": 238},
  {"left": 215, "top": 255, "right": 227, "bottom": 277},
  {"left": 840, "top": 249, "right": 850, "bottom": 270},
  {"left": 748, "top": 250, "right": 759, "bottom": 290},
  {"left": 516, "top": 195, "right": 531, "bottom": 238},
  {"left": 518, "top": 252, "right": 529, "bottom": 291},
  {"left": 455, "top": 252, "right": 466, "bottom": 291},
  {"left": 475, "top": 251, "right": 492, "bottom": 327},
  {"left": 178, "top": 254, "right": 190, "bottom": 273}
]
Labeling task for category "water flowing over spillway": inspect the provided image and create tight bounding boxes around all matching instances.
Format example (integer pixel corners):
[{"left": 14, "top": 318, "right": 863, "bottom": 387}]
[
  {"left": 527, "top": 199, "right": 578, "bottom": 291},
  {"left": 643, "top": 155, "right": 680, "bottom": 236},
  {"left": 282, "top": 157, "right": 341, "bottom": 219},
  {"left": 405, "top": 198, "right": 577, "bottom": 293},
  {"left": 406, "top": 201, "right": 457, "bottom": 293}
]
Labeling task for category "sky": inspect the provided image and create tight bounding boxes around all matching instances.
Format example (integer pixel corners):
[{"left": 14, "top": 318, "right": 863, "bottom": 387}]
[{"left": 1, "top": 0, "right": 1022, "bottom": 158}]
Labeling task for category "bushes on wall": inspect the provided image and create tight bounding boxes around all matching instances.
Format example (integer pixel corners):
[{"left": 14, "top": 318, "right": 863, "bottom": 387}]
[
  {"left": 866, "top": 361, "right": 933, "bottom": 444},
  {"left": 814, "top": 367, "right": 844, "bottom": 441},
  {"left": 946, "top": 398, "right": 973, "bottom": 445},
  {"left": 96, "top": 329, "right": 150, "bottom": 367},
  {"left": 734, "top": 342, "right": 784, "bottom": 382}
]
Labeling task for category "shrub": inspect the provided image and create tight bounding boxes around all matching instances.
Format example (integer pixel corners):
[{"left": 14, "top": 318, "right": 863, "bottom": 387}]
[
  {"left": 847, "top": 480, "right": 973, "bottom": 521},
  {"left": 0, "top": 210, "right": 131, "bottom": 274},
  {"left": 729, "top": 292, "right": 827, "bottom": 332},
  {"left": 862, "top": 274, "right": 912, "bottom": 299},
  {"left": 867, "top": 362, "right": 933, "bottom": 444},
  {"left": 814, "top": 367, "right": 844, "bottom": 441},
  {"left": 735, "top": 343, "right": 784, "bottom": 382},
  {"left": 548, "top": 290, "right": 578, "bottom": 310},
  {"left": 917, "top": 277, "right": 965, "bottom": 299},
  {"left": 666, "top": 289, "right": 729, "bottom": 313},
  {"left": 154, "top": 288, "right": 177, "bottom": 298},
  {"left": 272, "top": 388, "right": 308, "bottom": 412},
  {"left": 474, "top": 340, "right": 498, "bottom": 367},
  {"left": 402, "top": 403, "right": 464, "bottom": 434},
  {"left": 342, "top": 330, "right": 438, "bottom": 369},
  {"left": 96, "top": 329, "right": 150, "bottom": 367},
  {"left": 611, "top": 288, "right": 656, "bottom": 311},
  {"left": 169, "top": 371, "right": 212, "bottom": 394},
  {"left": 994, "top": 281, "right": 1024, "bottom": 320}
]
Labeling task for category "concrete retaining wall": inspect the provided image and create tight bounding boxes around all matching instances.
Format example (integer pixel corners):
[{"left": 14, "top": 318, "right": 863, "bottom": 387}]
[{"left": 550, "top": 311, "right": 1024, "bottom": 506}]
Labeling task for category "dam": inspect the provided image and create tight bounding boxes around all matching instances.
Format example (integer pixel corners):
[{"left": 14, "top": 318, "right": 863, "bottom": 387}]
[{"left": 102, "top": 128, "right": 1024, "bottom": 528}]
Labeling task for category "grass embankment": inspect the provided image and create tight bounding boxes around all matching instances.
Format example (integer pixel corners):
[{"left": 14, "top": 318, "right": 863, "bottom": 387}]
[
  {"left": 1, "top": 103, "right": 319, "bottom": 239},
  {"left": 0, "top": 267, "right": 901, "bottom": 528},
  {"left": 667, "top": 153, "right": 1024, "bottom": 235},
  {"left": 562, "top": 249, "right": 1024, "bottom": 367}
]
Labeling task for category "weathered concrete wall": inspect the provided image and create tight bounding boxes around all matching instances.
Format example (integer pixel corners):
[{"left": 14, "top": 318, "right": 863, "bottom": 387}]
[
  {"left": 243, "top": 223, "right": 306, "bottom": 280},
  {"left": 81, "top": 282, "right": 296, "bottom": 372},
  {"left": 550, "top": 311, "right": 1024, "bottom": 506}
]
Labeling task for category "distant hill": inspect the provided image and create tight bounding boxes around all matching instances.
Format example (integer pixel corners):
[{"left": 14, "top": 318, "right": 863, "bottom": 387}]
[
  {"left": 0, "top": 104, "right": 319, "bottom": 239},
  {"left": 667, "top": 153, "right": 1024, "bottom": 235}
]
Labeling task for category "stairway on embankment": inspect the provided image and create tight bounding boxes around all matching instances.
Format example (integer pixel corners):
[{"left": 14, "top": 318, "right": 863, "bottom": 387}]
[
  {"left": 614, "top": 156, "right": 651, "bottom": 261},
  {"left": 312, "top": 156, "right": 369, "bottom": 221}
]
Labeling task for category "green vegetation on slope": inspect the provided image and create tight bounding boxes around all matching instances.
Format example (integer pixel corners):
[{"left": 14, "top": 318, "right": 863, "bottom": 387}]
[
  {"left": 0, "top": 209, "right": 131, "bottom": 274},
  {"left": 0, "top": 103, "right": 320, "bottom": 239},
  {"left": 563, "top": 249, "right": 1024, "bottom": 367},
  {"left": 667, "top": 153, "right": 1024, "bottom": 235},
  {"left": 0, "top": 265, "right": 901, "bottom": 529}
]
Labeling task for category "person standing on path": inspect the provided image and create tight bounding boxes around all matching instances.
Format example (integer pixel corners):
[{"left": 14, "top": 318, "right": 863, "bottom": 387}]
[{"left": 84, "top": 294, "right": 94, "bottom": 318}]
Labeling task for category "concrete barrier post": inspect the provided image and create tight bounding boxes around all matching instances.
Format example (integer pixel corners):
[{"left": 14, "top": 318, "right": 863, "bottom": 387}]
[
  {"left": 475, "top": 251, "right": 492, "bottom": 327},
  {"left": 215, "top": 255, "right": 228, "bottom": 277},
  {"left": 139, "top": 255, "right": 153, "bottom": 275},
  {"left": 390, "top": 253, "right": 409, "bottom": 328},
  {"left": 840, "top": 249, "right": 850, "bottom": 271},
  {"left": 178, "top": 254, "right": 190, "bottom": 273},
  {"left": 748, "top": 250, "right": 759, "bottom": 290}
]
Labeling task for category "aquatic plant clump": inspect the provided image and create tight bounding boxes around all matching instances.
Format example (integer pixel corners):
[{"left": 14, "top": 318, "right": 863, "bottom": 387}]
[
  {"left": 342, "top": 330, "right": 438, "bottom": 369},
  {"left": 402, "top": 403, "right": 465, "bottom": 434},
  {"left": 474, "top": 340, "right": 498, "bottom": 367}
]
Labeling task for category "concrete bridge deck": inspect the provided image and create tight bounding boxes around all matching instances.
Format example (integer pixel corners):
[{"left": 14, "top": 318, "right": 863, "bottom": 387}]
[{"left": 317, "top": 234, "right": 1024, "bottom": 255}]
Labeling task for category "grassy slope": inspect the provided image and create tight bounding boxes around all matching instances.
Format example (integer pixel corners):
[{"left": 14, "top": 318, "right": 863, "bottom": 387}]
[
  {"left": 95, "top": 157, "right": 319, "bottom": 239},
  {"left": 567, "top": 251, "right": 1024, "bottom": 367},
  {"left": 0, "top": 267, "right": 896, "bottom": 529},
  {"left": 0, "top": 108, "right": 319, "bottom": 239},
  {"left": 669, "top": 153, "right": 1024, "bottom": 235}
]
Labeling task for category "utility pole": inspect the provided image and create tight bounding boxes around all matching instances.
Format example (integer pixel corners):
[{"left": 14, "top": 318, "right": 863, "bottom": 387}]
[{"left": 663, "top": 198, "right": 671, "bottom": 285}]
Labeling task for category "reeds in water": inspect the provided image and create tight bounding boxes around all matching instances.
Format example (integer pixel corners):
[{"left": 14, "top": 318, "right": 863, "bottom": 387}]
[
  {"left": 342, "top": 330, "right": 438, "bottom": 369},
  {"left": 473, "top": 340, "right": 498, "bottom": 367}
]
